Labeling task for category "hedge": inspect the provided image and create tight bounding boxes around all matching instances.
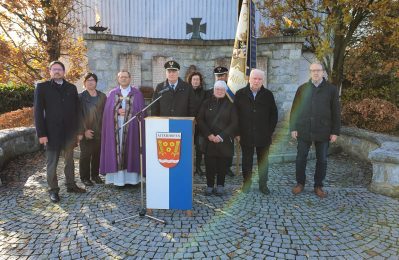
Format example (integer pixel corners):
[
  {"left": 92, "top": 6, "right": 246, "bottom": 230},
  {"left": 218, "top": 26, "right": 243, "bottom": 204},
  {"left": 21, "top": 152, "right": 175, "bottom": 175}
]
[
  {"left": 342, "top": 98, "right": 399, "bottom": 133},
  {"left": 341, "top": 85, "right": 399, "bottom": 108},
  {"left": 0, "top": 83, "right": 34, "bottom": 114}
]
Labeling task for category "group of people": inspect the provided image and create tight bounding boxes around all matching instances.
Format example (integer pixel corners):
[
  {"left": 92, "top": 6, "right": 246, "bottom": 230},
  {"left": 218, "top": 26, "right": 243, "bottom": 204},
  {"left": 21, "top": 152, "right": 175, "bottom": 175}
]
[
  {"left": 34, "top": 62, "right": 147, "bottom": 202},
  {"left": 34, "top": 60, "right": 340, "bottom": 203}
]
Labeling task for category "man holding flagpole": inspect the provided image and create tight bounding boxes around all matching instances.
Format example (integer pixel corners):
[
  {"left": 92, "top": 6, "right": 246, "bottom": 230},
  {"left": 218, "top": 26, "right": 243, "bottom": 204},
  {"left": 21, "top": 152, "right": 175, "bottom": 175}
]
[{"left": 225, "top": 0, "right": 259, "bottom": 184}]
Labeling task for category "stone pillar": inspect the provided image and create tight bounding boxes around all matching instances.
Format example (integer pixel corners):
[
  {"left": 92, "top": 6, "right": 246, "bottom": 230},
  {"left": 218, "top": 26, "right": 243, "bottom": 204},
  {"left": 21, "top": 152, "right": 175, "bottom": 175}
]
[
  {"left": 119, "top": 53, "right": 142, "bottom": 86},
  {"left": 256, "top": 56, "right": 268, "bottom": 85},
  {"left": 257, "top": 37, "right": 311, "bottom": 163},
  {"left": 86, "top": 41, "right": 117, "bottom": 92},
  {"left": 152, "top": 56, "right": 170, "bottom": 88}
]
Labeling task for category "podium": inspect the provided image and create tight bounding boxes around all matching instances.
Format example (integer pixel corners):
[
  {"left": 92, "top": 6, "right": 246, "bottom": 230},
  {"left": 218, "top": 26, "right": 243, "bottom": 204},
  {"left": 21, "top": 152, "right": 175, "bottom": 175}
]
[{"left": 145, "top": 117, "right": 194, "bottom": 210}]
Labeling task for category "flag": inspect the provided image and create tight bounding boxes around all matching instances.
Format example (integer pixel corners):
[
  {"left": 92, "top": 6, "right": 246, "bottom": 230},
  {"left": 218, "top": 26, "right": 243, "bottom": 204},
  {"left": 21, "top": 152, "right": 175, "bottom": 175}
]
[
  {"left": 145, "top": 117, "right": 193, "bottom": 210},
  {"left": 227, "top": 0, "right": 257, "bottom": 101}
]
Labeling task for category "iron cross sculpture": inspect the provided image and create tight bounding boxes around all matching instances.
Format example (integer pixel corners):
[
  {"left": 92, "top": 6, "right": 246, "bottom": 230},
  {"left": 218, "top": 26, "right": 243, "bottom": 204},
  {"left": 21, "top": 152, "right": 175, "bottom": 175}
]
[{"left": 186, "top": 18, "right": 207, "bottom": 40}]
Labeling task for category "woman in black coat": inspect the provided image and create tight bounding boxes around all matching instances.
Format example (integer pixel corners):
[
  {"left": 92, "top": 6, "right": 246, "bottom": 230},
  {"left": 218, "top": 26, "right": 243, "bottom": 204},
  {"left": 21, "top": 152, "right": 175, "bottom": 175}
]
[
  {"left": 188, "top": 71, "right": 207, "bottom": 175},
  {"left": 79, "top": 72, "right": 107, "bottom": 186},
  {"left": 197, "top": 81, "right": 238, "bottom": 196}
]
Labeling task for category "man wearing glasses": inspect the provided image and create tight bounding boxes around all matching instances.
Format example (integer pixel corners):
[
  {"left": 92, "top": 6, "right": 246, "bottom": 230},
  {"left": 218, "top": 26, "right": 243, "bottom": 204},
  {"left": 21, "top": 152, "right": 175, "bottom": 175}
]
[
  {"left": 289, "top": 63, "right": 341, "bottom": 198},
  {"left": 34, "top": 61, "right": 86, "bottom": 203}
]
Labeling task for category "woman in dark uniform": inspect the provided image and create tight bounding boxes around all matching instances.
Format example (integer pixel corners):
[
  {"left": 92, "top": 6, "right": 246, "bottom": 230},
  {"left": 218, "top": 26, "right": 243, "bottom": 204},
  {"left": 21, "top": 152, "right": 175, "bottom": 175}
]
[{"left": 197, "top": 81, "right": 238, "bottom": 195}]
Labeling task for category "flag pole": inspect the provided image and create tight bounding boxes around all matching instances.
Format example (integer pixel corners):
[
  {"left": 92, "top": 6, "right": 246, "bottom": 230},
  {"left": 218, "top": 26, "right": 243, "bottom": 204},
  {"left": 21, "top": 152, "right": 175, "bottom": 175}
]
[{"left": 235, "top": 139, "right": 240, "bottom": 176}]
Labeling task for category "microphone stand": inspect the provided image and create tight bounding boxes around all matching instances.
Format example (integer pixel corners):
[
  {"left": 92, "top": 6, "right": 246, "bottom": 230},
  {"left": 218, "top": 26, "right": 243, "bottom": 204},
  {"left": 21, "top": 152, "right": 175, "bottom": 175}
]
[{"left": 111, "top": 93, "right": 167, "bottom": 225}]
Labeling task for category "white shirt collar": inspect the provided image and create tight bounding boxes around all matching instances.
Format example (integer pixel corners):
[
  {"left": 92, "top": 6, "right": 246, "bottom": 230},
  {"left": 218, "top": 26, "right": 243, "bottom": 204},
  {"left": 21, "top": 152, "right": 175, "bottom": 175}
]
[
  {"left": 119, "top": 85, "right": 131, "bottom": 96},
  {"left": 312, "top": 79, "right": 323, "bottom": 87},
  {"left": 169, "top": 79, "right": 178, "bottom": 88}
]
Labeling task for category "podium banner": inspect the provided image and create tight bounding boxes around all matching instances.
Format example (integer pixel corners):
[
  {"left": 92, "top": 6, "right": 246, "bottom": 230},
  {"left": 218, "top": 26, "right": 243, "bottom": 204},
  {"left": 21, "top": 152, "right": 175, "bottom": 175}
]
[{"left": 145, "top": 117, "right": 193, "bottom": 210}]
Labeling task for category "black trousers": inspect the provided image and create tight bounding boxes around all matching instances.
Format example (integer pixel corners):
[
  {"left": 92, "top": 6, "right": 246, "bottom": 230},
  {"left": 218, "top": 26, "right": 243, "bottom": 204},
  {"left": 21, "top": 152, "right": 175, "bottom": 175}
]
[
  {"left": 241, "top": 145, "right": 270, "bottom": 188},
  {"left": 79, "top": 139, "right": 101, "bottom": 181},
  {"left": 205, "top": 156, "right": 230, "bottom": 187},
  {"left": 296, "top": 139, "right": 329, "bottom": 187}
]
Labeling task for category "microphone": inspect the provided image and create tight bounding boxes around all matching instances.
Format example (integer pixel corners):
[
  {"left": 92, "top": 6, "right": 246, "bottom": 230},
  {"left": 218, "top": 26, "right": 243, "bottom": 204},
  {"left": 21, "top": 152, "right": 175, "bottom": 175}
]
[{"left": 158, "top": 87, "right": 171, "bottom": 95}]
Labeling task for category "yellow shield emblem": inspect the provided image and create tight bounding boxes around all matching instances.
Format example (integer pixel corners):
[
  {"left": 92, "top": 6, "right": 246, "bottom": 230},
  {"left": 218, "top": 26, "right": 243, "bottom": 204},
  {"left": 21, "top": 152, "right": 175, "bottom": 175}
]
[{"left": 156, "top": 132, "right": 181, "bottom": 168}]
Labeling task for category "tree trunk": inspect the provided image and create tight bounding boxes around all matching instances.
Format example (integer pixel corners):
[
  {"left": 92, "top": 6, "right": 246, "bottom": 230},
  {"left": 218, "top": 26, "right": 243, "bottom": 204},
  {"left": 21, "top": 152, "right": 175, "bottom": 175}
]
[
  {"left": 42, "top": 2, "right": 61, "bottom": 62},
  {"left": 332, "top": 36, "right": 345, "bottom": 89},
  {"left": 330, "top": 7, "right": 346, "bottom": 90}
]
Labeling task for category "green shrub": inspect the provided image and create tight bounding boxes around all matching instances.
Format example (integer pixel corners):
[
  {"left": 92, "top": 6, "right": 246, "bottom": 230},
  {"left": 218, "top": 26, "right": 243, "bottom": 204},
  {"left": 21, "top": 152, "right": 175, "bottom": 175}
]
[
  {"left": 341, "top": 85, "right": 399, "bottom": 108},
  {"left": 0, "top": 83, "right": 34, "bottom": 114},
  {"left": 342, "top": 98, "right": 399, "bottom": 133}
]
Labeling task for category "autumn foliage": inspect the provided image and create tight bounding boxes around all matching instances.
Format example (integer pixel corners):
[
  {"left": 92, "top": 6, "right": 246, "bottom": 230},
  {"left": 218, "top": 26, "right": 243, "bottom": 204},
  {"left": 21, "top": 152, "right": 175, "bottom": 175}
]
[
  {"left": 342, "top": 98, "right": 399, "bottom": 132},
  {"left": 0, "top": 107, "right": 34, "bottom": 130},
  {"left": 0, "top": 0, "right": 87, "bottom": 85},
  {"left": 256, "top": 0, "right": 399, "bottom": 91}
]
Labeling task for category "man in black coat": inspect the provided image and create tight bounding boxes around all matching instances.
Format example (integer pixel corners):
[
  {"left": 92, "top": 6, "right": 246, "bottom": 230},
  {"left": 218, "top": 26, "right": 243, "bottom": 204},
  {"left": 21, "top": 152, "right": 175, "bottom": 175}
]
[
  {"left": 151, "top": 60, "right": 195, "bottom": 117},
  {"left": 34, "top": 61, "right": 85, "bottom": 203},
  {"left": 235, "top": 69, "right": 278, "bottom": 194},
  {"left": 290, "top": 63, "right": 341, "bottom": 198}
]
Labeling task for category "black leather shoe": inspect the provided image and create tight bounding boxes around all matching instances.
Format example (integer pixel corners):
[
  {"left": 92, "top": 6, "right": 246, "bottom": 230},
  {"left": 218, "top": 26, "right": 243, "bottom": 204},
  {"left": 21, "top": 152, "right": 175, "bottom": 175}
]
[
  {"left": 82, "top": 179, "right": 94, "bottom": 186},
  {"left": 67, "top": 185, "right": 86, "bottom": 193},
  {"left": 49, "top": 193, "right": 60, "bottom": 203},
  {"left": 92, "top": 176, "right": 104, "bottom": 184}
]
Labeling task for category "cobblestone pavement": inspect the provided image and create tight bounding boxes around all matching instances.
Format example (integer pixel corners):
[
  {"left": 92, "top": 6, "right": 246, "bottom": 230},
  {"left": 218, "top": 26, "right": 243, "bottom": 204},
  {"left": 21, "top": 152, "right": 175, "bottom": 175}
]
[{"left": 0, "top": 152, "right": 398, "bottom": 259}]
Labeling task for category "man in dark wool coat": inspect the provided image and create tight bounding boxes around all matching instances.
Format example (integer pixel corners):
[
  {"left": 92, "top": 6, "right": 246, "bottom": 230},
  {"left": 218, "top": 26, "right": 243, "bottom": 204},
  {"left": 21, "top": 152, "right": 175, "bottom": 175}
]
[
  {"left": 151, "top": 60, "right": 195, "bottom": 117},
  {"left": 34, "top": 61, "right": 86, "bottom": 203},
  {"left": 290, "top": 62, "right": 341, "bottom": 198},
  {"left": 235, "top": 69, "right": 278, "bottom": 194}
]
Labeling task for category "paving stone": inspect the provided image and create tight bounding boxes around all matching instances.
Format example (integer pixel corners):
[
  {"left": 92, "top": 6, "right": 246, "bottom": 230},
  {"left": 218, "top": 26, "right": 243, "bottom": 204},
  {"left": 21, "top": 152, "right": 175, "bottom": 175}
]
[{"left": 0, "top": 152, "right": 398, "bottom": 258}]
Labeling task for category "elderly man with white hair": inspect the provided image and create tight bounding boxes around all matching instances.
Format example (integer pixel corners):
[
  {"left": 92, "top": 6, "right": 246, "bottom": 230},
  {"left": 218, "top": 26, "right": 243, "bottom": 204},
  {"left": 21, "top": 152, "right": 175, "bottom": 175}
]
[
  {"left": 197, "top": 80, "right": 238, "bottom": 196},
  {"left": 235, "top": 69, "right": 278, "bottom": 194}
]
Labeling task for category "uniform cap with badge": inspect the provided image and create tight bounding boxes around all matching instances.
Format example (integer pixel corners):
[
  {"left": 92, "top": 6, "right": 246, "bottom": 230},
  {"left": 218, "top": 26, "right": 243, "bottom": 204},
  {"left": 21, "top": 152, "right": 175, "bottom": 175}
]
[
  {"left": 213, "top": 66, "right": 228, "bottom": 75},
  {"left": 164, "top": 60, "right": 180, "bottom": 71}
]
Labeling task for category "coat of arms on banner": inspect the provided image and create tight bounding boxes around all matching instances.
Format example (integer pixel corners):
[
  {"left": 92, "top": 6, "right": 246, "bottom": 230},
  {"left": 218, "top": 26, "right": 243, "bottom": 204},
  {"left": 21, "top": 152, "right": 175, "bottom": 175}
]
[{"left": 156, "top": 132, "right": 181, "bottom": 168}]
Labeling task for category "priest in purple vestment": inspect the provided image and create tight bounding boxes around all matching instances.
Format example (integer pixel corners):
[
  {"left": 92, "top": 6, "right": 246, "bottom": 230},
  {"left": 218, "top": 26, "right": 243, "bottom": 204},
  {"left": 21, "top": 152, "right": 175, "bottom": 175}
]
[{"left": 99, "top": 70, "right": 146, "bottom": 186}]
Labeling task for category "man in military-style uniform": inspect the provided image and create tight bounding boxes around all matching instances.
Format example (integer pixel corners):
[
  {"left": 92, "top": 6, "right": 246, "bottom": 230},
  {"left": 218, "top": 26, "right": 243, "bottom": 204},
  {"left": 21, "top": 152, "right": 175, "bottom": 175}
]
[
  {"left": 151, "top": 60, "right": 195, "bottom": 117},
  {"left": 214, "top": 66, "right": 229, "bottom": 82}
]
